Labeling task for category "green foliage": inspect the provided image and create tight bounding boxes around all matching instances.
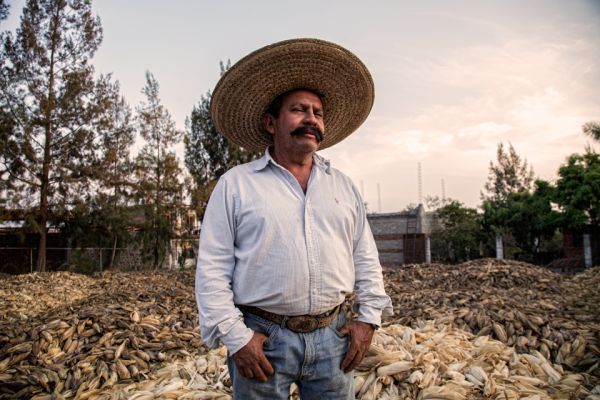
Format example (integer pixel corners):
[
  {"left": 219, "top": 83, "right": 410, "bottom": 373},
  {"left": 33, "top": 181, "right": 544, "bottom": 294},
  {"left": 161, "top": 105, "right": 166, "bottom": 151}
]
[
  {"left": 184, "top": 62, "right": 261, "bottom": 217},
  {"left": 134, "top": 71, "right": 183, "bottom": 269},
  {"left": 481, "top": 180, "right": 560, "bottom": 256},
  {"left": 401, "top": 203, "right": 418, "bottom": 213},
  {"left": 554, "top": 151, "right": 600, "bottom": 229},
  {"left": 0, "top": 0, "right": 107, "bottom": 271},
  {"left": 0, "top": 0, "right": 9, "bottom": 21},
  {"left": 93, "top": 76, "right": 135, "bottom": 204},
  {"left": 424, "top": 195, "right": 451, "bottom": 211},
  {"left": 481, "top": 142, "right": 534, "bottom": 202},
  {"left": 583, "top": 121, "right": 600, "bottom": 143},
  {"left": 430, "top": 200, "right": 481, "bottom": 263},
  {"left": 66, "top": 248, "right": 97, "bottom": 275},
  {"left": 138, "top": 205, "right": 173, "bottom": 269},
  {"left": 62, "top": 197, "right": 132, "bottom": 246}
]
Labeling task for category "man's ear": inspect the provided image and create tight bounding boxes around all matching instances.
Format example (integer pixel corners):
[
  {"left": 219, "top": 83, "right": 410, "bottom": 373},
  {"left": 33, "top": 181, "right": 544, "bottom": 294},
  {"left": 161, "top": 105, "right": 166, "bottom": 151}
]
[{"left": 263, "top": 113, "right": 276, "bottom": 136}]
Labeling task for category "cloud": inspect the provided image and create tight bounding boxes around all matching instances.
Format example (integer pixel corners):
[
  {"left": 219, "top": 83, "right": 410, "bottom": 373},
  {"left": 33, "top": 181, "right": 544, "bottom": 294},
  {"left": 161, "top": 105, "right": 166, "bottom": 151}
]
[{"left": 324, "top": 33, "right": 597, "bottom": 210}]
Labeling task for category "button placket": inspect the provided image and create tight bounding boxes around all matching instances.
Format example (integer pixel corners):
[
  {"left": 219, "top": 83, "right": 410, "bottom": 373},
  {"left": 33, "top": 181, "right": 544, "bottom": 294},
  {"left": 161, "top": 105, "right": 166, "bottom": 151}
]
[{"left": 304, "top": 198, "right": 315, "bottom": 313}]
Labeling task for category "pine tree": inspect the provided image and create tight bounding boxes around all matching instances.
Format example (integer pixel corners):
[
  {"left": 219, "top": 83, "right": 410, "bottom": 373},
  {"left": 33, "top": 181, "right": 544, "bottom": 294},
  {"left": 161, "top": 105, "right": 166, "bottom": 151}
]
[
  {"left": 481, "top": 142, "right": 535, "bottom": 202},
  {"left": 0, "top": 0, "right": 9, "bottom": 21},
  {"left": 583, "top": 121, "right": 600, "bottom": 143},
  {"left": 184, "top": 62, "right": 261, "bottom": 217},
  {"left": 134, "top": 71, "right": 183, "bottom": 269},
  {"left": 0, "top": 0, "right": 12, "bottom": 208},
  {"left": 0, "top": 0, "right": 105, "bottom": 271},
  {"left": 92, "top": 76, "right": 135, "bottom": 203},
  {"left": 93, "top": 76, "right": 135, "bottom": 267}
]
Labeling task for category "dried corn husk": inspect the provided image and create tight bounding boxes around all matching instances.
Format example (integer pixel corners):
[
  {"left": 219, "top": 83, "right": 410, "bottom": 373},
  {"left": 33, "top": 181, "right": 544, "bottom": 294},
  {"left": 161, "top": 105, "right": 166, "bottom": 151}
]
[{"left": 1, "top": 260, "right": 598, "bottom": 399}]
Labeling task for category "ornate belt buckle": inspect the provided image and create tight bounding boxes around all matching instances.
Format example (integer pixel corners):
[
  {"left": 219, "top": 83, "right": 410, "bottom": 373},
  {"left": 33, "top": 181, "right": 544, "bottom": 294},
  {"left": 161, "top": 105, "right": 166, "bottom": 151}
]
[{"left": 287, "top": 316, "right": 318, "bottom": 333}]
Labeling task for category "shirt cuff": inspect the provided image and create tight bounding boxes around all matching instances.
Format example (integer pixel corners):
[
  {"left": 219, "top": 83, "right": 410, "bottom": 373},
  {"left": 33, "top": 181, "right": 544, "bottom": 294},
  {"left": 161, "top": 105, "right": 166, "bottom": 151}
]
[
  {"left": 217, "top": 317, "right": 255, "bottom": 354},
  {"left": 356, "top": 303, "right": 393, "bottom": 328}
]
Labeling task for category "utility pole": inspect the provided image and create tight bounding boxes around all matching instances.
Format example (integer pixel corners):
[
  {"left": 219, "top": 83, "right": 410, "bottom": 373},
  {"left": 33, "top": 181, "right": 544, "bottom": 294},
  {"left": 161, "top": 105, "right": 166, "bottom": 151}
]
[{"left": 377, "top": 183, "right": 382, "bottom": 213}]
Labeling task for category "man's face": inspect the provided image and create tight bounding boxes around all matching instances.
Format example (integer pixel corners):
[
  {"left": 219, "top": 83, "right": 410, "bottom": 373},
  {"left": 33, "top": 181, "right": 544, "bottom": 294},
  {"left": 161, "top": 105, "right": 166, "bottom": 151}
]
[{"left": 264, "top": 90, "right": 325, "bottom": 156}]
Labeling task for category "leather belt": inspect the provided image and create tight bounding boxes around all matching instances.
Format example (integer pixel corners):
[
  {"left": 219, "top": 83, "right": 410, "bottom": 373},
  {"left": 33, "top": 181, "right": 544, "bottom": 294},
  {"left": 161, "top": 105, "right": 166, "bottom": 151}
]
[{"left": 237, "top": 304, "right": 341, "bottom": 333}]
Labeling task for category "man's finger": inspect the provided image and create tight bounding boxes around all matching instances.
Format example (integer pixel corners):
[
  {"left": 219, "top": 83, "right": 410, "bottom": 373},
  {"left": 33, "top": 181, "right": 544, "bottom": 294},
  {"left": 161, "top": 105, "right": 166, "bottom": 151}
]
[
  {"left": 252, "top": 364, "right": 268, "bottom": 382},
  {"left": 242, "top": 367, "right": 254, "bottom": 378},
  {"left": 342, "top": 351, "right": 362, "bottom": 372},
  {"left": 340, "top": 340, "right": 358, "bottom": 370},
  {"left": 345, "top": 348, "right": 365, "bottom": 372},
  {"left": 258, "top": 352, "right": 275, "bottom": 376}
]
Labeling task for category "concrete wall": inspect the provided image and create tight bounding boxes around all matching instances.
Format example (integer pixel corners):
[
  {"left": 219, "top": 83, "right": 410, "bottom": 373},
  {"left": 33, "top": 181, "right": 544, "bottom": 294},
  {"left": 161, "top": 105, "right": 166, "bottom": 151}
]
[{"left": 367, "top": 206, "right": 429, "bottom": 266}]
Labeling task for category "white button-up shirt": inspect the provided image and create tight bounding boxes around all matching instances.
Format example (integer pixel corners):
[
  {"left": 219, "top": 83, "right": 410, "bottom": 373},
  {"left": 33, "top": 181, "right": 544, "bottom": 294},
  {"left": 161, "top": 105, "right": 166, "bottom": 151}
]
[{"left": 195, "top": 150, "right": 393, "bottom": 353}]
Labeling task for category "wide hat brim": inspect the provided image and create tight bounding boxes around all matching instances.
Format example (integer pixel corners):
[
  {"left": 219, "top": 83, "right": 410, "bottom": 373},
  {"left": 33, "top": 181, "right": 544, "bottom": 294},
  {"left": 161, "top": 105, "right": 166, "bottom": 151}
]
[{"left": 210, "top": 38, "right": 375, "bottom": 152}]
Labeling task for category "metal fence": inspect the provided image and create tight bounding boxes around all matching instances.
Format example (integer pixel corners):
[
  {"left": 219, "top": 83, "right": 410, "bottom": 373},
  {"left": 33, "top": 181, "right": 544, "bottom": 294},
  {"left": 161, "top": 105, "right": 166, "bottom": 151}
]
[
  {"left": 1, "top": 240, "right": 199, "bottom": 274},
  {"left": 0, "top": 247, "right": 124, "bottom": 274}
]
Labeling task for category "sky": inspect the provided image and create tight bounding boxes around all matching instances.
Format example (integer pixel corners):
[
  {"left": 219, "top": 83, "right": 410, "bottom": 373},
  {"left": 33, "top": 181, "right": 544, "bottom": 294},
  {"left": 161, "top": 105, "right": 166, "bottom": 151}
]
[{"left": 3, "top": 1, "right": 599, "bottom": 212}]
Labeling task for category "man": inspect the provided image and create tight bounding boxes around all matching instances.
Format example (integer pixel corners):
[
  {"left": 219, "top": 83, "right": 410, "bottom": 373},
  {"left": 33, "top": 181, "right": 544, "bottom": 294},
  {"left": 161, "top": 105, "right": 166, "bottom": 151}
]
[{"left": 196, "top": 38, "right": 392, "bottom": 399}]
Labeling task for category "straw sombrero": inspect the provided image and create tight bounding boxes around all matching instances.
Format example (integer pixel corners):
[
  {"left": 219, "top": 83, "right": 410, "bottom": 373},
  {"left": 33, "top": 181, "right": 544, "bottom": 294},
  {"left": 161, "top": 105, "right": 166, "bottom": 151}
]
[{"left": 210, "top": 38, "right": 375, "bottom": 152}]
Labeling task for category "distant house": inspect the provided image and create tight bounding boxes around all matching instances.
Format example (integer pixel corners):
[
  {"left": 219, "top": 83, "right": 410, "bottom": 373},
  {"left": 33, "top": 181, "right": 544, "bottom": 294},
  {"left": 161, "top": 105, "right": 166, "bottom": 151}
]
[
  {"left": 0, "top": 220, "right": 66, "bottom": 274},
  {"left": 367, "top": 205, "right": 440, "bottom": 266}
]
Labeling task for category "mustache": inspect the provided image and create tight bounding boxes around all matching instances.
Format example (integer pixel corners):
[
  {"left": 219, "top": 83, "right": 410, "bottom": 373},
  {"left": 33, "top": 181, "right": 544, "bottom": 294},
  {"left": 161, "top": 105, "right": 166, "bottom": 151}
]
[{"left": 290, "top": 125, "right": 324, "bottom": 143}]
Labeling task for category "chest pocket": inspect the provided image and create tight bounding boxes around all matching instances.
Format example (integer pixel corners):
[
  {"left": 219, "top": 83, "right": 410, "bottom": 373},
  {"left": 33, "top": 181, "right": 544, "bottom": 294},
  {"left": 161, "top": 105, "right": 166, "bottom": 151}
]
[{"left": 307, "top": 183, "right": 358, "bottom": 244}]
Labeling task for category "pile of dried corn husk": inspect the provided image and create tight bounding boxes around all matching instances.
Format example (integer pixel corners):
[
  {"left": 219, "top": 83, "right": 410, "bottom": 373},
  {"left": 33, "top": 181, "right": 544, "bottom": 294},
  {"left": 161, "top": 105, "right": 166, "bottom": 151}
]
[
  {"left": 382, "top": 259, "right": 600, "bottom": 376},
  {"left": 0, "top": 271, "right": 203, "bottom": 399},
  {"left": 0, "top": 272, "right": 98, "bottom": 322},
  {"left": 58, "top": 322, "right": 599, "bottom": 399},
  {"left": 1, "top": 259, "right": 599, "bottom": 399}
]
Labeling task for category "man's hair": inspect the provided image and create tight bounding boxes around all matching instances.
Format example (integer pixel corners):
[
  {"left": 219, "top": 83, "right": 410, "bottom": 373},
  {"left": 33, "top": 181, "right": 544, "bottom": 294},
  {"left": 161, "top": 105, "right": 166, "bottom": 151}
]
[{"left": 265, "top": 89, "right": 324, "bottom": 118}]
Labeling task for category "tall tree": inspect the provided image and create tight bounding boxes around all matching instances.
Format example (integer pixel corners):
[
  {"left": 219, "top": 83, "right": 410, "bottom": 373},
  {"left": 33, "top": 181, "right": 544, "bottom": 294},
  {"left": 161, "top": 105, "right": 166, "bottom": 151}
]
[
  {"left": 430, "top": 200, "right": 481, "bottom": 263},
  {"left": 92, "top": 76, "right": 135, "bottom": 267},
  {"left": 0, "top": 0, "right": 12, "bottom": 207},
  {"left": 482, "top": 180, "right": 559, "bottom": 257},
  {"left": 481, "top": 142, "right": 535, "bottom": 202},
  {"left": 554, "top": 151, "right": 600, "bottom": 230},
  {"left": 55, "top": 76, "right": 135, "bottom": 270},
  {"left": 184, "top": 61, "right": 261, "bottom": 217},
  {"left": 0, "top": 0, "right": 104, "bottom": 271},
  {"left": 135, "top": 71, "right": 183, "bottom": 268},
  {"left": 93, "top": 76, "right": 135, "bottom": 201}
]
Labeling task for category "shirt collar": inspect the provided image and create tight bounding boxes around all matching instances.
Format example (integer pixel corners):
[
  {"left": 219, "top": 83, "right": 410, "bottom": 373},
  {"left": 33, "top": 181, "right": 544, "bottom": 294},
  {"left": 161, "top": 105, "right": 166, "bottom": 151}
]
[
  {"left": 252, "top": 147, "right": 331, "bottom": 175},
  {"left": 252, "top": 148, "right": 272, "bottom": 171}
]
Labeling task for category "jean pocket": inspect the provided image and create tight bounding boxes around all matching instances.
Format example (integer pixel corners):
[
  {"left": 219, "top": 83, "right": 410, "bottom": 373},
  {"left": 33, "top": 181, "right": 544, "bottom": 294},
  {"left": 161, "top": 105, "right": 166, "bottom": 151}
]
[
  {"left": 243, "top": 313, "right": 280, "bottom": 344},
  {"left": 327, "top": 312, "right": 348, "bottom": 339}
]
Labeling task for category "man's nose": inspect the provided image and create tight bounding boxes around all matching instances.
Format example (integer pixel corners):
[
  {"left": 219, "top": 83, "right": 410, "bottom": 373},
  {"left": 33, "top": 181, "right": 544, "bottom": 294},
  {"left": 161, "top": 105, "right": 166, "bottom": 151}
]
[{"left": 303, "top": 109, "right": 319, "bottom": 126}]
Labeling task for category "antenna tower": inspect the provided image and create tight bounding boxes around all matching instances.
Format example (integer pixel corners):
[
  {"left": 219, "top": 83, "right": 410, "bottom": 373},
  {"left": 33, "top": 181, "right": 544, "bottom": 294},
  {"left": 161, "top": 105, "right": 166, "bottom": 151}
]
[
  {"left": 418, "top": 162, "right": 422, "bottom": 205},
  {"left": 441, "top": 179, "right": 446, "bottom": 201},
  {"left": 377, "top": 183, "right": 382, "bottom": 213}
]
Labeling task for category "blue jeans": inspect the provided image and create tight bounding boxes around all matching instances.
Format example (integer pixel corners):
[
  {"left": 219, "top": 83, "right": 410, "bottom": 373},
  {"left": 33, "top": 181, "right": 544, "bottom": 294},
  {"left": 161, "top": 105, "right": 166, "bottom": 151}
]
[{"left": 227, "top": 310, "right": 354, "bottom": 399}]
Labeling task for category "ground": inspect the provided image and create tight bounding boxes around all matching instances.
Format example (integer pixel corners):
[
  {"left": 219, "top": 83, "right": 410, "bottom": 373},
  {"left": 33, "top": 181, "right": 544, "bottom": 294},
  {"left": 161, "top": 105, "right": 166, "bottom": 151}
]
[{"left": 0, "top": 259, "right": 598, "bottom": 399}]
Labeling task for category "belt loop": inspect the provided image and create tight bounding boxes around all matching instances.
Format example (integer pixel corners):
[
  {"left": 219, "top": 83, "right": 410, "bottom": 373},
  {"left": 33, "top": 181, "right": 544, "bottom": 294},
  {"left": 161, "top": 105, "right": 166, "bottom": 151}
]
[{"left": 280, "top": 316, "right": 289, "bottom": 329}]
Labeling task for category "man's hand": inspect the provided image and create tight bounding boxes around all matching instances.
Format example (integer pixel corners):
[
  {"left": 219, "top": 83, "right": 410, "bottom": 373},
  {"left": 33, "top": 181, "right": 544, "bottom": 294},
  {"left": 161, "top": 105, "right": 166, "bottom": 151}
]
[
  {"left": 232, "top": 332, "right": 274, "bottom": 382},
  {"left": 339, "top": 321, "right": 375, "bottom": 373}
]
